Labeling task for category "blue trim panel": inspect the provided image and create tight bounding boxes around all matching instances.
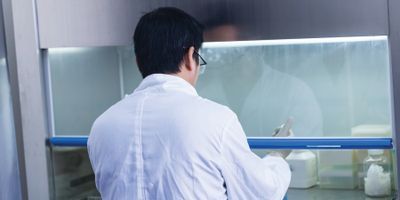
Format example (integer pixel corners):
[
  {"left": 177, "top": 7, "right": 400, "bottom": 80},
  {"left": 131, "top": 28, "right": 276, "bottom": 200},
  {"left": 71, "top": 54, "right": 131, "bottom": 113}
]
[
  {"left": 48, "top": 136, "right": 393, "bottom": 149},
  {"left": 48, "top": 137, "right": 88, "bottom": 147},
  {"left": 247, "top": 137, "right": 393, "bottom": 149}
]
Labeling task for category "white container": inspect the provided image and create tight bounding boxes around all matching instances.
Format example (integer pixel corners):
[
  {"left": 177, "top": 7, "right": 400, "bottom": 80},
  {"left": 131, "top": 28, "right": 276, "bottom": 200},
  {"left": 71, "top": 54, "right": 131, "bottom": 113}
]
[
  {"left": 351, "top": 124, "right": 392, "bottom": 189},
  {"left": 364, "top": 149, "right": 391, "bottom": 197},
  {"left": 286, "top": 150, "right": 317, "bottom": 188},
  {"left": 351, "top": 125, "right": 391, "bottom": 137}
]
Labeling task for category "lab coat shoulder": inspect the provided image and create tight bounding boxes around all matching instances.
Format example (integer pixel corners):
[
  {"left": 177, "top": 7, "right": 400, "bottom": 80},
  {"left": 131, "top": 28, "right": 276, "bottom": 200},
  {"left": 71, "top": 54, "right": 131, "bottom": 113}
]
[
  {"left": 87, "top": 97, "right": 137, "bottom": 171},
  {"left": 88, "top": 97, "right": 129, "bottom": 144},
  {"left": 195, "top": 96, "right": 239, "bottom": 132},
  {"left": 195, "top": 96, "right": 236, "bottom": 119},
  {"left": 183, "top": 96, "right": 236, "bottom": 145}
]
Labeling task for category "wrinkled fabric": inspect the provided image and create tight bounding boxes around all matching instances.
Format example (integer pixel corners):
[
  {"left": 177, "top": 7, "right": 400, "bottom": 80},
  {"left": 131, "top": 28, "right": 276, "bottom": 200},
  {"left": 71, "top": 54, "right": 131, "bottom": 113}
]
[{"left": 88, "top": 74, "right": 291, "bottom": 200}]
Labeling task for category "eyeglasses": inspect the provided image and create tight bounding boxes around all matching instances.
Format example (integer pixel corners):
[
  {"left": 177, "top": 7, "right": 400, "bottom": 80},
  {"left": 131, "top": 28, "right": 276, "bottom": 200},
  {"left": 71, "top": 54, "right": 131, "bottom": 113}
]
[
  {"left": 193, "top": 50, "right": 207, "bottom": 66},
  {"left": 193, "top": 50, "right": 207, "bottom": 74},
  {"left": 183, "top": 47, "right": 208, "bottom": 74}
]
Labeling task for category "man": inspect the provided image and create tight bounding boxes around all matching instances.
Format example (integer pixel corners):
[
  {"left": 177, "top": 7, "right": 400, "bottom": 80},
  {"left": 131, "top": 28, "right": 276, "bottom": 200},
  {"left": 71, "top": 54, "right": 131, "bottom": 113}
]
[{"left": 88, "top": 7, "right": 290, "bottom": 200}]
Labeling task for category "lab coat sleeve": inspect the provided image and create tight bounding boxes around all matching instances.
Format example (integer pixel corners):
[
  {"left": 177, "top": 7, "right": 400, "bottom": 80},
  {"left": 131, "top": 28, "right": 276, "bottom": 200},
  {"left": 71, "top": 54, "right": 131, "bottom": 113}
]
[{"left": 219, "top": 114, "right": 291, "bottom": 200}]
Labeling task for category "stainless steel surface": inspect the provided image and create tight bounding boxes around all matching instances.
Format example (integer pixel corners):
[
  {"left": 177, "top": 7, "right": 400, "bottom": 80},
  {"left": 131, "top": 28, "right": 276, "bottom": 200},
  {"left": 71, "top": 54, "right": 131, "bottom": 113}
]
[
  {"left": 388, "top": 0, "right": 400, "bottom": 198},
  {"left": 36, "top": 0, "right": 146, "bottom": 48},
  {"left": 191, "top": 0, "right": 388, "bottom": 40},
  {"left": 35, "top": 0, "right": 388, "bottom": 48},
  {"left": 288, "top": 187, "right": 395, "bottom": 200},
  {"left": 0, "top": 0, "right": 22, "bottom": 199},
  {"left": 3, "top": 0, "right": 51, "bottom": 198}
]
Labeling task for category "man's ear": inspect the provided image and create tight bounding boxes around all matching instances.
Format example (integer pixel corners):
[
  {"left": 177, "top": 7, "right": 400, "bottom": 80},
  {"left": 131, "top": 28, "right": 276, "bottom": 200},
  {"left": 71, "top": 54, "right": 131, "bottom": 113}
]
[{"left": 183, "top": 46, "right": 197, "bottom": 72}]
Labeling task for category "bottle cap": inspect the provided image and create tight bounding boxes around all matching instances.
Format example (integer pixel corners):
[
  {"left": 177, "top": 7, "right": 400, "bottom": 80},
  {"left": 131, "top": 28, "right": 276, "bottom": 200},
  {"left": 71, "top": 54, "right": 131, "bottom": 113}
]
[{"left": 368, "top": 149, "right": 384, "bottom": 156}]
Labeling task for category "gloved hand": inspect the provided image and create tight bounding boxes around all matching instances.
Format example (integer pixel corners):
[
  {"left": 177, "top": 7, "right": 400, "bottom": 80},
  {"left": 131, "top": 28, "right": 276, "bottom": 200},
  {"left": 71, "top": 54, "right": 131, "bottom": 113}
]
[
  {"left": 272, "top": 124, "right": 294, "bottom": 137},
  {"left": 269, "top": 121, "right": 294, "bottom": 159}
]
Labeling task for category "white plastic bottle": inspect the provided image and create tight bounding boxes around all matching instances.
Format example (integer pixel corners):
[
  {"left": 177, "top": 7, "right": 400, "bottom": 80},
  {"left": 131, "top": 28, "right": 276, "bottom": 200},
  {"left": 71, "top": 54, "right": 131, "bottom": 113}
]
[
  {"left": 363, "top": 149, "right": 391, "bottom": 197},
  {"left": 286, "top": 150, "right": 317, "bottom": 188}
]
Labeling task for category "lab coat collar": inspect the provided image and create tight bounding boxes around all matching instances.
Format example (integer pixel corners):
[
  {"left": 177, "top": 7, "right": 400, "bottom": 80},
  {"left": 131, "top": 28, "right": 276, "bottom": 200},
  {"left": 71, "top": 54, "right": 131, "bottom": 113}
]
[{"left": 135, "top": 73, "right": 198, "bottom": 96}]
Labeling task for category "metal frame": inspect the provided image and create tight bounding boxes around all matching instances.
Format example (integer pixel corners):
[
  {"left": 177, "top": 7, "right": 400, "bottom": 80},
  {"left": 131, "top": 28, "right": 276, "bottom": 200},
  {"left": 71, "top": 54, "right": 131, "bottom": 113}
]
[
  {"left": 2, "top": 0, "right": 51, "bottom": 199},
  {"left": 0, "top": 1, "right": 23, "bottom": 199},
  {"left": 118, "top": 47, "right": 126, "bottom": 99},
  {"left": 388, "top": 0, "right": 400, "bottom": 197},
  {"left": 42, "top": 49, "right": 56, "bottom": 137}
]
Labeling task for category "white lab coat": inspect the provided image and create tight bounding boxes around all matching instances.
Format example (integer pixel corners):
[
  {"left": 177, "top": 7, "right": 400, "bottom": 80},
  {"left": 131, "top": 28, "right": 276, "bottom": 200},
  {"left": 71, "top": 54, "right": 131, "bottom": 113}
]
[{"left": 88, "top": 74, "right": 291, "bottom": 200}]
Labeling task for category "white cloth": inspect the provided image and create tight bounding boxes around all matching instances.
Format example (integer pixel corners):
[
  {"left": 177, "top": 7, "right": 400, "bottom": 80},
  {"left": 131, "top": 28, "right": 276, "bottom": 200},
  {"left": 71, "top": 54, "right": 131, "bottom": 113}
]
[{"left": 88, "top": 74, "right": 291, "bottom": 200}]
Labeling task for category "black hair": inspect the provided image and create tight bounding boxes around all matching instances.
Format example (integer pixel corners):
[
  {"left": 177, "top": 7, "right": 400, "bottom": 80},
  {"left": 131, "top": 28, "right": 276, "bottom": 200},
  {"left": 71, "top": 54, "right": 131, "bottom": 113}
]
[{"left": 133, "top": 7, "right": 204, "bottom": 78}]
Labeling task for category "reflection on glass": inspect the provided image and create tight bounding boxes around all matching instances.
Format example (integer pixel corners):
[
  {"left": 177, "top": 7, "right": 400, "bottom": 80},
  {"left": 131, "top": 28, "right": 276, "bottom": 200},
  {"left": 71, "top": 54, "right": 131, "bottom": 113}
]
[
  {"left": 48, "top": 36, "right": 391, "bottom": 138},
  {"left": 197, "top": 36, "right": 391, "bottom": 137},
  {"left": 50, "top": 147, "right": 99, "bottom": 199}
]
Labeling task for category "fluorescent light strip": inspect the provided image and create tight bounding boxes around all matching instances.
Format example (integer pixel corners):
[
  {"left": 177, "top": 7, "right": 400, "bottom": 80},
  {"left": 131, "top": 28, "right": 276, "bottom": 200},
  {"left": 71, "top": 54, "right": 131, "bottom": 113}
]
[
  {"left": 203, "top": 35, "right": 388, "bottom": 48},
  {"left": 48, "top": 47, "right": 89, "bottom": 54}
]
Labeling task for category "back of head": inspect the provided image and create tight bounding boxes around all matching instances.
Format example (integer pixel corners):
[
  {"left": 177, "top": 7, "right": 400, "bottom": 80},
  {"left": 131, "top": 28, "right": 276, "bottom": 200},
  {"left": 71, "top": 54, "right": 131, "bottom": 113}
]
[{"left": 133, "top": 7, "right": 204, "bottom": 78}]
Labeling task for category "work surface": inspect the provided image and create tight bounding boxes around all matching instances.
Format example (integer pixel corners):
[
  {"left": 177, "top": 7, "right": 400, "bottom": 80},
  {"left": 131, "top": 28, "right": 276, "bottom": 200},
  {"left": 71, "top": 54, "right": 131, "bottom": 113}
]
[
  {"left": 72, "top": 187, "right": 395, "bottom": 200},
  {"left": 287, "top": 187, "right": 395, "bottom": 200}
]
